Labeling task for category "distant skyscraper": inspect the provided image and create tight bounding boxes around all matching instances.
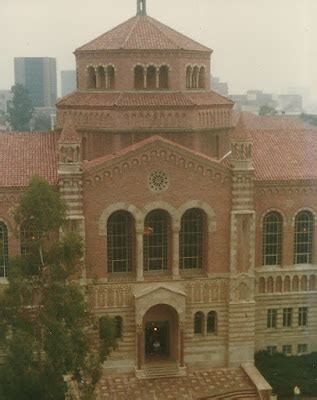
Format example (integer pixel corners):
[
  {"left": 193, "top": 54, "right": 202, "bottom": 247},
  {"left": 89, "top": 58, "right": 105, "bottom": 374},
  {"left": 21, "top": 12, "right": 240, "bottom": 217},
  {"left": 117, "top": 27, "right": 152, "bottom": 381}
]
[
  {"left": 61, "top": 70, "right": 77, "bottom": 97},
  {"left": 14, "top": 57, "right": 57, "bottom": 108}
]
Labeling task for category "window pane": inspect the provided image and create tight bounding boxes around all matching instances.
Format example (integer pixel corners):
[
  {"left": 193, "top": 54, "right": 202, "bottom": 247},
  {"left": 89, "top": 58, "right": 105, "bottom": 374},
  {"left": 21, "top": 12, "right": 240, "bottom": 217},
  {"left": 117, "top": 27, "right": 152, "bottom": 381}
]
[
  {"left": 180, "top": 209, "right": 203, "bottom": 269},
  {"left": 294, "top": 212, "right": 313, "bottom": 264},
  {"left": 262, "top": 212, "right": 282, "bottom": 265}
]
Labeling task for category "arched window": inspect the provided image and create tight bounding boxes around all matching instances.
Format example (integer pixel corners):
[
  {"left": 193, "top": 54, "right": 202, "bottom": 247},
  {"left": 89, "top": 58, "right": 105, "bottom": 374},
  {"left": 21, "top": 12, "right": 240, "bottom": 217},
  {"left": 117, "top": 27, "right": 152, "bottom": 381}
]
[
  {"left": 275, "top": 276, "right": 282, "bottom": 292},
  {"left": 259, "top": 277, "right": 266, "bottom": 293},
  {"left": 300, "top": 275, "right": 307, "bottom": 291},
  {"left": 194, "top": 311, "right": 204, "bottom": 334},
  {"left": 192, "top": 66, "right": 199, "bottom": 88},
  {"left": 146, "top": 65, "right": 156, "bottom": 89},
  {"left": 180, "top": 209, "right": 203, "bottom": 269},
  {"left": 186, "top": 66, "right": 192, "bottom": 88},
  {"left": 267, "top": 277, "right": 274, "bottom": 293},
  {"left": 0, "top": 222, "right": 9, "bottom": 278},
  {"left": 87, "top": 66, "right": 96, "bottom": 89},
  {"left": 20, "top": 221, "right": 39, "bottom": 256},
  {"left": 309, "top": 275, "right": 315, "bottom": 291},
  {"left": 159, "top": 65, "right": 169, "bottom": 89},
  {"left": 198, "top": 66, "right": 206, "bottom": 89},
  {"left": 107, "top": 66, "right": 115, "bottom": 89},
  {"left": 207, "top": 311, "right": 217, "bottom": 334},
  {"left": 292, "top": 275, "right": 299, "bottom": 291},
  {"left": 144, "top": 210, "right": 169, "bottom": 271},
  {"left": 96, "top": 66, "right": 105, "bottom": 89},
  {"left": 294, "top": 211, "right": 314, "bottom": 264},
  {"left": 114, "top": 316, "right": 123, "bottom": 339},
  {"left": 107, "top": 211, "right": 133, "bottom": 273},
  {"left": 262, "top": 212, "right": 283, "bottom": 265},
  {"left": 134, "top": 66, "right": 144, "bottom": 90},
  {"left": 284, "top": 275, "right": 291, "bottom": 292}
]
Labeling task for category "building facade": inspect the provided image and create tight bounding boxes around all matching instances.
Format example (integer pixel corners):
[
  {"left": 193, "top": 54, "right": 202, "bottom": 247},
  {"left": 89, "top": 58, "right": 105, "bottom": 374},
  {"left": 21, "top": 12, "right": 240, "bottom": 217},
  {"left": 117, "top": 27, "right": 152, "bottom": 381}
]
[
  {"left": 1, "top": 1, "right": 316, "bottom": 394},
  {"left": 14, "top": 57, "right": 57, "bottom": 108}
]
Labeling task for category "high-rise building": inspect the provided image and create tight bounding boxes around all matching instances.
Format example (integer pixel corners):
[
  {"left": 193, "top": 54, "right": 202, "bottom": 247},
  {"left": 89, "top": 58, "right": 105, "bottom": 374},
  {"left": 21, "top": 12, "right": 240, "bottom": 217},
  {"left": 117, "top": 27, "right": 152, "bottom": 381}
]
[
  {"left": 61, "top": 70, "right": 77, "bottom": 97},
  {"left": 14, "top": 57, "right": 57, "bottom": 108}
]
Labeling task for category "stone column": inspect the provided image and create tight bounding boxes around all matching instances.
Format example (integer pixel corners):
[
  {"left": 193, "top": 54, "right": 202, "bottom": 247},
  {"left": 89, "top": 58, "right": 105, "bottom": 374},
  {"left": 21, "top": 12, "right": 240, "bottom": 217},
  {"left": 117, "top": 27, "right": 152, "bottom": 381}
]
[
  {"left": 156, "top": 68, "right": 160, "bottom": 89},
  {"left": 137, "top": 324, "right": 144, "bottom": 370},
  {"left": 143, "top": 69, "right": 147, "bottom": 89},
  {"left": 105, "top": 68, "right": 109, "bottom": 90},
  {"left": 179, "top": 323, "right": 185, "bottom": 367},
  {"left": 95, "top": 69, "right": 100, "bottom": 89},
  {"left": 136, "top": 229, "right": 144, "bottom": 281},
  {"left": 172, "top": 226, "right": 180, "bottom": 279}
]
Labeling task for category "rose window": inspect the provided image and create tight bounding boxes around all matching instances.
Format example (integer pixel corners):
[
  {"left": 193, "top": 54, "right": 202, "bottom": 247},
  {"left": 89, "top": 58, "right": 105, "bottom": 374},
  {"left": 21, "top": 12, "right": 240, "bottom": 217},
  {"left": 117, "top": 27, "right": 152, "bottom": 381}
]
[{"left": 148, "top": 171, "right": 169, "bottom": 193}]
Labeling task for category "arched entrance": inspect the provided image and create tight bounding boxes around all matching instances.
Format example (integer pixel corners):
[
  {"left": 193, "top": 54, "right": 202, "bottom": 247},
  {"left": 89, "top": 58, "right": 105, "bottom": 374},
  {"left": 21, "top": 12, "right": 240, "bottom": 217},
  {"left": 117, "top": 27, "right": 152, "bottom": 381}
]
[{"left": 143, "top": 304, "right": 178, "bottom": 362}]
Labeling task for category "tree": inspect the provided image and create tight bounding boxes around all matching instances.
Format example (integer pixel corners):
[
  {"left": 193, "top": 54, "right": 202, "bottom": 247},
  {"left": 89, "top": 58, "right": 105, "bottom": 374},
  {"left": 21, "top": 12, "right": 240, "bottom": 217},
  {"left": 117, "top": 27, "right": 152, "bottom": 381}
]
[
  {"left": 301, "top": 113, "right": 317, "bottom": 126},
  {"left": 258, "top": 104, "right": 278, "bottom": 116},
  {"left": 8, "top": 84, "right": 33, "bottom": 131},
  {"left": 255, "top": 351, "right": 317, "bottom": 397},
  {"left": 0, "top": 176, "right": 116, "bottom": 400},
  {"left": 32, "top": 112, "right": 52, "bottom": 131}
]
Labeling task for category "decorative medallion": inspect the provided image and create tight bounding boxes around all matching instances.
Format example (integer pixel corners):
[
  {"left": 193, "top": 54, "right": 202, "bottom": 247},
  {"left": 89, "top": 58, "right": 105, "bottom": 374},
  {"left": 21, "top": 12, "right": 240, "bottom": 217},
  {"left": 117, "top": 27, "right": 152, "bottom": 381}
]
[{"left": 148, "top": 171, "right": 169, "bottom": 193}]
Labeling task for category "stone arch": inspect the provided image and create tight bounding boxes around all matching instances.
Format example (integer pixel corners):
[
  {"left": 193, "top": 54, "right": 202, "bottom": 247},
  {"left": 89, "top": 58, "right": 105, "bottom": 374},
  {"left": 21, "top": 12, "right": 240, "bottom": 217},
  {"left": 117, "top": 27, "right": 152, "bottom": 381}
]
[
  {"left": 267, "top": 276, "right": 274, "bottom": 293},
  {"left": 107, "top": 65, "right": 115, "bottom": 89},
  {"left": 146, "top": 65, "right": 156, "bottom": 89},
  {"left": 259, "top": 277, "right": 266, "bottom": 293},
  {"left": 192, "top": 66, "right": 199, "bottom": 88},
  {"left": 142, "top": 201, "right": 180, "bottom": 229},
  {"left": 159, "top": 65, "right": 169, "bottom": 89},
  {"left": 87, "top": 65, "right": 96, "bottom": 89},
  {"left": 198, "top": 66, "right": 206, "bottom": 89},
  {"left": 291, "top": 207, "right": 317, "bottom": 227},
  {"left": 96, "top": 65, "right": 105, "bottom": 89},
  {"left": 260, "top": 208, "right": 287, "bottom": 228},
  {"left": 186, "top": 65, "right": 192, "bottom": 88},
  {"left": 0, "top": 218, "right": 13, "bottom": 238},
  {"left": 309, "top": 274, "right": 315, "bottom": 291},
  {"left": 99, "top": 202, "right": 143, "bottom": 235},
  {"left": 134, "top": 65, "right": 145, "bottom": 90},
  {"left": 300, "top": 275, "right": 308, "bottom": 291},
  {"left": 284, "top": 275, "right": 291, "bottom": 292},
  {"left": 275, "top": 276, "right": 282, "bottom": 292},
  {"left": 178, "top": 200, "right": 216, "bottom": 232},
  {"left": 292, "top": 275, "right": 299, "bottom": 291}
]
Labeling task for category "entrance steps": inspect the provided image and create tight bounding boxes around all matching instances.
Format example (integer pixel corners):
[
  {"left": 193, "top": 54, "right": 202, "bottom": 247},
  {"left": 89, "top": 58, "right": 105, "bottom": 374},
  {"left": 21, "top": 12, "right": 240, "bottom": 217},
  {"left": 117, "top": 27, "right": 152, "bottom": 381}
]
[
  {"left": 204, "top": 388, "right": 259, "bottom": 399},
  {"left": 144, "top": 362, "right": 180, "bottom": 378}
]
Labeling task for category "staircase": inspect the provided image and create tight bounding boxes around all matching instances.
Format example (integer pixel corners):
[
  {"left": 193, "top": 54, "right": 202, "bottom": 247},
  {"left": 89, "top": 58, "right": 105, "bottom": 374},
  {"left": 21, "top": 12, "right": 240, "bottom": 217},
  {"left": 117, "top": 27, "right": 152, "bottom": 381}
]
[
  {"left": 201, "top": 388, "right": 259, "bottom": 399},
  {"left": 144, "top": 362, "right": 180, "bottom": 378}
]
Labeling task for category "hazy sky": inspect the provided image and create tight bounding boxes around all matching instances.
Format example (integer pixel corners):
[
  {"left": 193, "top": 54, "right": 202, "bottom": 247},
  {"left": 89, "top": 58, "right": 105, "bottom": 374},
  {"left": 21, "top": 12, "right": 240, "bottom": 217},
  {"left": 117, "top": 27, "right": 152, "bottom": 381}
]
[{"left": 1, "top": 0, "right": 317, "bottom": 103}]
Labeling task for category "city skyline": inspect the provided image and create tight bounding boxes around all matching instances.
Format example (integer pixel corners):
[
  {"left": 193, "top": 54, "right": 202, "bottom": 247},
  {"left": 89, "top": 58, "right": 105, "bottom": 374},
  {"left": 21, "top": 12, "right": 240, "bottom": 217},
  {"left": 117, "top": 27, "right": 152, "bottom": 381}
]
[{"left": 1, "top": 0, "right": 316, "bottom": 105}]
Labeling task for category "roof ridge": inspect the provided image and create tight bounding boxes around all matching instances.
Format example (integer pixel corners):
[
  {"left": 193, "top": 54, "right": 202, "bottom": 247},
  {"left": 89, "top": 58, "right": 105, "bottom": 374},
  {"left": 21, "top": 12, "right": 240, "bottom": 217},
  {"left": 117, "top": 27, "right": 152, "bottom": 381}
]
[
  {"left": 146, "top": 15, "right": 211, "bottom": 51},
  {"left": 75, "top": 16, "right": 136, "bottom": 52},
  {"left": 122, "top": 16, "right": 141, "bottom": 48}
]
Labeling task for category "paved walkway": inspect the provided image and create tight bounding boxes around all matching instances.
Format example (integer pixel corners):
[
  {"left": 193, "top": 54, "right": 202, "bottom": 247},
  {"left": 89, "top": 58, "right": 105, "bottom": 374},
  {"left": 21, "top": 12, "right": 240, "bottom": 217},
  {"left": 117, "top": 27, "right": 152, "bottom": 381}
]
[{"left": 96, "top": 367, "right": 259, "bottom": 400}]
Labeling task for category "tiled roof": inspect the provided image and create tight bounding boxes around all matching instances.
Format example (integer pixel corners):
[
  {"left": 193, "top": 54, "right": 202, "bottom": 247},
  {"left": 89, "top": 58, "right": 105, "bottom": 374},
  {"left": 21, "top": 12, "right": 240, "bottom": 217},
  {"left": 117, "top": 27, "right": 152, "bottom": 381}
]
[
  {"left": 57, "top": 91, "right": 232, "bottom": 108},
  {"left": 76, "top": 15, "right": 211, "bottom": 52},
  {"left": 232, "top": 112, "right": 317, "bottom": 181},
  {"left": 0, "top": 132, "right": 58, "bottom": 187}
]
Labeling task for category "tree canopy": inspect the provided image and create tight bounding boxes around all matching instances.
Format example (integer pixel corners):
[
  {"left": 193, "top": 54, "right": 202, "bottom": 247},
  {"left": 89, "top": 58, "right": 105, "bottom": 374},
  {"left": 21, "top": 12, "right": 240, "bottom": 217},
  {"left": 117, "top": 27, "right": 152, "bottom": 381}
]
[
  {"left": 8, "top": 84, "right": 33, "bottom": 131},
  {"left": 0, "top": 176, "right": 116, "bottom": 400},
  {"left": 258, "top": 104, "right": 278, "bottom": 116}
]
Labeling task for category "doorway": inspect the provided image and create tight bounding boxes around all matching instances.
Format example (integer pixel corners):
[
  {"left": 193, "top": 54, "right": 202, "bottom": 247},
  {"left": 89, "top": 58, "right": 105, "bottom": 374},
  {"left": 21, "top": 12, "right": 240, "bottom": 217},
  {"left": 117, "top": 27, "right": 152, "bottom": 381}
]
[{"left": 145, "top": 320, "right": 170, "bottom": 359}]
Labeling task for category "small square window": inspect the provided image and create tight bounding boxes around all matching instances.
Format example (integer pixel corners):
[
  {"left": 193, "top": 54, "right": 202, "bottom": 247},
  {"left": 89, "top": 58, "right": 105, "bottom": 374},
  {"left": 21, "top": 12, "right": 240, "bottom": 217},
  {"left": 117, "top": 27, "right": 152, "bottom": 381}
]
[
  {"left": 267, "top": 346, "right": 277, "bottom": 355},
  {"left": 282, "top": 344, "right": 292, "bottom": 355},
  {"left": 298, "top": 344, "right": 307, "bottom": 354}
]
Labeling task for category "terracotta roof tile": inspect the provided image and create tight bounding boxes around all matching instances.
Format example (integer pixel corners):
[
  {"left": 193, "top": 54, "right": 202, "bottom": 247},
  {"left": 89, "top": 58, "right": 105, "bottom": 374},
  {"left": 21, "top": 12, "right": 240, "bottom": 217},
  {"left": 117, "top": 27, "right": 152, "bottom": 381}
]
[
  {"left": 76, "top": 15, "right": 211, "bottom": 52},
  {"left": 231, "top": 112, "right": 317, "bottom": 181},
  {"left": 0, "top": 132, "right": 58, "bottom": 187},
  {"left": 57, "top": 91, "right": 232, "bottom": 108}
]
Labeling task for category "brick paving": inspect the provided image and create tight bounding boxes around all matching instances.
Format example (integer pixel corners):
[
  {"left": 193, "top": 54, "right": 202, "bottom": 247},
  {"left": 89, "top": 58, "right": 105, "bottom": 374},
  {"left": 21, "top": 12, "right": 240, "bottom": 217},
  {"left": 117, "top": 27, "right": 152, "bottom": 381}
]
[{"left": 96, "top": 367, "right": 259, "bottom": 400}]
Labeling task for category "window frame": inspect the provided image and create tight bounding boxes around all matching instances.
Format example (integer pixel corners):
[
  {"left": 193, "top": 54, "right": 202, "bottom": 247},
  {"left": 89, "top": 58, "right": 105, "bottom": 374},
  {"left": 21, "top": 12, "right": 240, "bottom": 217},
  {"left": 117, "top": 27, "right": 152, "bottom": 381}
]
[
  {"left": 298, "top": 307, "right": 308, "bottom": 327},
  {"left": 194, "top": 311, "right": 204, "bottom": 335},
  {"left": 282, "top": 308, "right": 293, "bottom": 328},
  {"left": 294, "top": 211, "right": 314, "bottom": 264},
  {"left": 267, "top": 309, "right": 277, "bottom": 329},
  {"left": 262, "top": 211, "right": 283, "bottom": 266}
]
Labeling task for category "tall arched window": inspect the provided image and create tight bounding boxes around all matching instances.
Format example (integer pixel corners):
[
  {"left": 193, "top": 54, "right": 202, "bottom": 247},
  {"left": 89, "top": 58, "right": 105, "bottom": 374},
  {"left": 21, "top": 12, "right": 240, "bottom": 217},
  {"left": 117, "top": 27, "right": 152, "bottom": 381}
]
[
  {"left": 198, "top": 66, "right": 206, "bottom": 89},
  {"left": 0, "top": 222, "right": 8, "bottom": 277},
  {"left": 186, "top": 66, "right": 192, "bottom": 88},
  {"left": 180, "top": 209, "right": 204, "bottom": 269},
  {"left": 107, "top": 66, "right": 115, "bottom": 89},
  {"left": 114, "top": 316, "right": 123, "bottom": 339},
  {"left": 96, "top": 66, "right": 105, "bottom": 89},
  {"left": 194, "top": 311, "right": 204, "bottom": 334},
  {"left": 87, "top": 66, "right": 96, "bottom": 89},
  {"left": 207, "top": 311, "right": 217, "bottom": 334},
  {"left": 159, "top": 65, "right": 169, "bottom": 89},
  {"left": 294, "top": 211, "right": 314, "bottom": 264},
  {"left": 144, "top": 210, "right": 169, "bottom": 271},
  {"left": 107, "top": 211, "right": 133, "bottom": 273},
  {"left": 146, "top": 65, "right": 156, "bottom": 89},
  {"left": 262, "top": 212, "right": 283, "bottom": 265},
  {"left": 20, "top": 221, "right": 39, "bottom": 256},
  {"left": 134, "top": 66, "right": 144, "bottom": 90},
  {"left": 192, "top": 66, "right": 199, "bottom": 88}
]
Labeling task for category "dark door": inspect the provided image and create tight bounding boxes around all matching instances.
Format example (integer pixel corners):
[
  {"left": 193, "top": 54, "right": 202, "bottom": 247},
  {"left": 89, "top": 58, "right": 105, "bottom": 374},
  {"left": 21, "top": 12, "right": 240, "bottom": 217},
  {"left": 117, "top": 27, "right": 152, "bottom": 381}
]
[{"left": 145, "top": 320, "right": 170, "bottom": 358}]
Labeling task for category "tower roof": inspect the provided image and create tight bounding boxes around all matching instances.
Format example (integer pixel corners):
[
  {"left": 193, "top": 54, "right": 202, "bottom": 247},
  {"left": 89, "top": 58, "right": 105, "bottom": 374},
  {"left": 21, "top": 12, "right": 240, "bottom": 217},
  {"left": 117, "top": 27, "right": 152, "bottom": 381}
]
[
  {"left": 231, "top": 113, "right": 252, "bottom": 141},
  {"left": 75, "top": 15, "right": 211, "bottom": 53}
]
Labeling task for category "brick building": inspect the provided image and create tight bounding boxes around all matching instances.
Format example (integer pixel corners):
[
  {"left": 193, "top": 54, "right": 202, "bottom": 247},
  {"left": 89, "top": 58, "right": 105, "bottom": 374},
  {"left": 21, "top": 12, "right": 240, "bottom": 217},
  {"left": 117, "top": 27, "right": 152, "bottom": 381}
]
[{"left": 0, "top": 1, "right": 316, "bottom": 397}]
